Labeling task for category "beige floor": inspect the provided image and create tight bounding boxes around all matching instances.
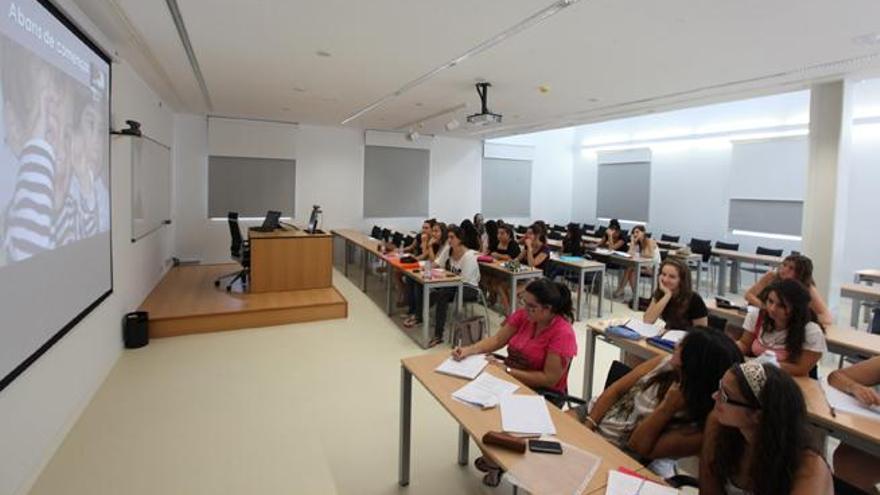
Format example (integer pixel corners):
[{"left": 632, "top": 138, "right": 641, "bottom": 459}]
[{"left": 28, "top": 267, "right": 848, "bottom": 495}]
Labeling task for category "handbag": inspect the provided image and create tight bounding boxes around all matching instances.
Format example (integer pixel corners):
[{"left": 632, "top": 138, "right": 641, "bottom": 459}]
[{"left": 451, "top": 315, "right": 486, "bottom": 347}]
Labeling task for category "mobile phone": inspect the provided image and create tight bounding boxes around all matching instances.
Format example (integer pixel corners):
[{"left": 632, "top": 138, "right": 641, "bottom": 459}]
[{"left": 528, "top": 439, "right": 563, "bottom": 455}]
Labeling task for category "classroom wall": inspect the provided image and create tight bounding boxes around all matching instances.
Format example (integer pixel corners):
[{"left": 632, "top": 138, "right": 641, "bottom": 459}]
[{"left": 0, "top": 2, "right": 176, "bottom": 492}]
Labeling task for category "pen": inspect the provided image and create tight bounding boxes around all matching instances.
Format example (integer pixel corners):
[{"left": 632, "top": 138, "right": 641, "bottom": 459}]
[
  {"left": 633, "top": 478, "right": 646, "bottom": 495},
  {"left": 823, "top": 393, "right": 837, "bottom": 418}
]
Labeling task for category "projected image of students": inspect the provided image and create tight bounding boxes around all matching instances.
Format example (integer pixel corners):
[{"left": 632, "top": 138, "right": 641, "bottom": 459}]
[{"left": 0, "top": 37, "right": 109, "bottom": 266}]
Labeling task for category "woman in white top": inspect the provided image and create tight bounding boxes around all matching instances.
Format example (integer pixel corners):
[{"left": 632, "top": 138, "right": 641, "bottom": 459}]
[
  {"left": 700, "top": 362, "right": 833, "bottom": 495},
  {"left": 614, "top": 225, "right": 661, "bottom": 299},
  {"left": 405, "top": 225, "right": 481, "bottom": 347},
  {"left": 735, "top": 279, "right": 826, "bottom": 377}
]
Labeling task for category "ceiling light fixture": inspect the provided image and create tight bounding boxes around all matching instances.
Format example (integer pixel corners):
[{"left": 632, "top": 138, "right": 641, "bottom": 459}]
[
  {"left": 406, "top": 129, "right": 420, "bottom": 141},
  {"left": 340, "top": 0, "right": 582, "bottom": 125},
  {"left": 396, "top": 102, "right": 468, "bottom": 130},
  {"left": 445, "top": 119, "right": 460, "bottom": 131}
]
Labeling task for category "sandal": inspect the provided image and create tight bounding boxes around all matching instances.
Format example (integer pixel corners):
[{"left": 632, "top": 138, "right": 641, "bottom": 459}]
[
  {"left": 402, "top": 316, "right": 419, "bottom": 328},
  {"left": 427, "top": 337, "right": 443, "bottom": 348},
  {"left": 482, "top": 468, "right": 503, "bottom": 487},
  {"left": 474, "top": 456, "right": 498, "bottom": 473}
]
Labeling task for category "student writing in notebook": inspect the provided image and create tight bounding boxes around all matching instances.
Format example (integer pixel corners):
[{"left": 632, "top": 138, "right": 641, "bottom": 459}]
[
  {"left": 571, "top": 328, "right": 742, "bottom": 476},
  {"left": 827, "top": 355, "right": 880, "bottom": 493},
  {"left": 451, "top": 279, "right": 576, "bottom": 486},
  {"left": 735, "top": 279, "right": 826, "bottom": 377},
  {"left": 744, "top": 254, "right": 833, "bottom": 326},
  {"left": 643, "top": 258, "right": 708, "bottom": 330},
  {"left": 700, "top": 362, "right": 833, "bottom": 495}
]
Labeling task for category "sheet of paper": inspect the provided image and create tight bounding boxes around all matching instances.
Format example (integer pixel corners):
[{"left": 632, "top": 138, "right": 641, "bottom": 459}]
[
  {"left": 624, "top": 319, "right": 662, "bottom": 338},
  {"left": 820, "top": 377, "right": 880, "bottom": 421},
  {"left": 595, "top": 248, "right": 612, "bottom": 255},
  {"left": 613, "top": 250, "right": 632, "bottom": 258},
  {"left": 452, "top": 372, "right": 519, "bottom": 408},
  {"left": 605, "top": 470, "right": 679, "bottom": 495},
  {"left": 435, "top": 354, "right": 488, "bottom": 380},
  {"left": 500, "top": 395, "right": 556, "bottom": 435},
  {"left": 659, "top": 330, "right": 687, "bottom": 343}
]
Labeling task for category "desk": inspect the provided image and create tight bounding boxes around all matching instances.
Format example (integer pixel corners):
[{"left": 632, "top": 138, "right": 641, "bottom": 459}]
[
  {"left": 841, "top": 283, "right": 880, "bottom": 328},
  {"left": 249, "top": 227, "right": 333, "bottom": 292},
  {"left": 855, "top": 269, "right": 880, "bottom": 285},
  {"left": 478, "top": 261, "right": 544, "bottom": 315},
  {"left": 712, "top": 248, "right": 783, "bottom": 295},
  {"left": 385, "top": 255, "right": 463, "bottom": 349},
  {"left": 399, "top": 352, "right": 658, "bottom": 493},
  {"left": 586, "top": 250, "right": 657, "bottom": 310},
  {"left": 796, "top": 377, "right": 880, "bottom": 458},
  {"left": 331, "top": 228, "right": 384, "bottom": 291},
  {"left": 549, "top": 255, "right": 606, "bottom": 321},
  {"left": 582, "top": 321, "right": 880, "bottom": 458}
]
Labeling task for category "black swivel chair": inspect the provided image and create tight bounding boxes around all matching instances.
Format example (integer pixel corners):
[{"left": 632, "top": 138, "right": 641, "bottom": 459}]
[
  {"left": 370, "top": 225, "right": 383, "bottom": 239},
  {"left": 660, "top": 234, "right": 680, "bottom": 243},
  {"left": 214, "top": 212, "right": 250, "bottom": 292}
]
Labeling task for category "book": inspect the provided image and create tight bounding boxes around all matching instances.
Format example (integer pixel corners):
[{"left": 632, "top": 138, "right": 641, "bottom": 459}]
[
  {"left": 452, "top": 372, "right": 519, "bottom": 408},
  {"left": 435, "top": 354, "right": 488, "bottom": 380}
]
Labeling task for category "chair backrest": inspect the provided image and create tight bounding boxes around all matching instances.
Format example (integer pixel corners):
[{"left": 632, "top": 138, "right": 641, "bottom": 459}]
[
  {"left": 595, "top": 226, "right": 607, "bottom": 239},
  {"left": 756, "top": 246, "right": 783, "bottom": 257},
  {"left": 715, "top": 241, "right": 739, "bottom": 251},
  {"left": 645, "top": 232, "right": 652, "bottom": 239},
  {"left": 583, "top": 223, "right": 595, "bottom": 233},
  {"left": 547, "top": 231, "right": 563, "bottom": 240},
  {"left": 660, "top": 234, "right": 680, "bottom": 243},
  {"left": 391, "top": 231, "right": 404, "bottom": 247},
  {"left": 381, "top": 228, "right": 391, "bottom": 241},
  {"left": 707, "top": 314, "right": 728, "bottom": 332},
  {"left": 403, "top": 235, "right": 414, "bottom": 247},
  {"left": 515, "top": 225, "right": 527, "bottom": 234},
  {"left": 371, "top": 225, "right": 382, "bottom": 239},
  {"left": 552, "top": 224, "right": 566, "bottom": 232},
  {"left": 690, "top": 238, "right": 712, "bottom": 262},
  {"left": 227, "top": 212, "right": 243, "bottom": 258}
]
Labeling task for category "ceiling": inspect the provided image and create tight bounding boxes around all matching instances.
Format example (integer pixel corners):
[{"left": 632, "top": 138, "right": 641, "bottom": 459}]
[{"left": 72, "top": 0, "right": 880, "bottom": 139}]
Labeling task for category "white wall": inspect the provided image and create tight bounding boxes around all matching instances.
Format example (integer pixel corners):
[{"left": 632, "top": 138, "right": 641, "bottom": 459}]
[
  {"left": 0, "top": 3, "right": 176, "bottom": 494},
  {"left": 173, "top": 120, "right": 485, "bottom": 263}
]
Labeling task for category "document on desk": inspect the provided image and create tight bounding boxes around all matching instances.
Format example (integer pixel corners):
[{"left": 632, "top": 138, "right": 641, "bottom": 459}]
[
  {"left": 435, "top": 354, "right": 488, "bottom": 380},
  {"left": 605, "top": 470, "right": 679, "bottom": 494},
  {"left": 452, "top": 373, "right": 519, "bottom": 409},
  {"left": 624, "top": 319, "right": 662, "bottom": 338},
  {"left": 658, "top": 330, "right": 687, "bottom": 343},
  {"left": 820, "top": 377, "right": 880, "bottom": 421},
  {"left": 500, "top": 394, "right": 556, "bottom": 435}
]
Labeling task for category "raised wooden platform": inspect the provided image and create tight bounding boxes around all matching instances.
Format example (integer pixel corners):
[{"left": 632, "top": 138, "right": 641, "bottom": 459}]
[{"left": 139, "top": 264, "right": 347, "bottom": 338}]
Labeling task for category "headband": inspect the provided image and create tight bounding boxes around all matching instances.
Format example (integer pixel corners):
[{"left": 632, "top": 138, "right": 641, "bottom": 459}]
[{"left": 738, "top": 361, "right": 767, "bottom": 405}]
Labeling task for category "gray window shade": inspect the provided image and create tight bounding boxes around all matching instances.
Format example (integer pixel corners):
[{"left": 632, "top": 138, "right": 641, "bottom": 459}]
[
  {"left": 482, "top": 158, "right": 532, "bottom": 217},
  {"left": 728, "top": 199, "right": 803, "bottom": 236},
  {"left": 596, "top": 161, "right": 651, "bottom": 222},
  {"left": 363, "top": 145, "right": 429, "bottom": 217},
  {"left": 208, "top": 156, "right": 296, "bottom": 218}
]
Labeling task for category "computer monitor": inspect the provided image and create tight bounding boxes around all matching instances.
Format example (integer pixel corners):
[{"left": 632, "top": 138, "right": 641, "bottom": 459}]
[{"left": 261, "top": 210, "right": 282, "bottom": 230}]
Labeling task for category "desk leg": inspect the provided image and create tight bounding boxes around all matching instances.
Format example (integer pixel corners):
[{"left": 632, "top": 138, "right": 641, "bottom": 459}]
[
  {"left": 386, "top": 266, "right": 393, "bottom": 316},
  {"left": 731, "top": 260, "right": 740, "bottom": 293},
  {"left": 716, "top": 257, "right": 726, "bottom": 296},
  {"left": 458, "top": 426, "right": 469, "bottom": 466},
  {"left": 597, "top": 269, "right": 605, "bottom": 318},
  {"left": 696, "top": 259, "right": 703, "bottom": 294},
  {"left": 630, "top": 262, "right": 641, "bottom": 311},
  {"left": 361, "top": 249, "right": 369, "bottom": 292},
  {"left": 851, "top": 297, "right": 861, "bottom": 328},
  {"left": 422, "top": 285, "right": 432, "bottom": 348},
  {"left": 343, "top": 240, "right": 349, "bottom": 277},
  {"left": 457, "top": 283, "right": 464, "bottom": 313},
  {"left": 582, "top": 327, "right": 597, "bottom": 400},
  {"left": 399, "top": 365, "right": 412, "bottom": 486},
  {"left": 576, "top": 269, "right": 585, "bottom": 321},
  {"left": 509, "top": 277, "right": 518, "bottom": 315}
]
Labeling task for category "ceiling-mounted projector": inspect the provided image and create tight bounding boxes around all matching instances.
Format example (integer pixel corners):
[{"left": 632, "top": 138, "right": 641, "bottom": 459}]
[{"left": 467, "top": 82, "right": 502, "bottom": 126}]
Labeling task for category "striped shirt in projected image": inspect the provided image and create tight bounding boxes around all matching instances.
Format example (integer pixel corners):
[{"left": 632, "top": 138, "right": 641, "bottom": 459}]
[{"left": 3, "top": 139, "right": 57, "bottom": 262}]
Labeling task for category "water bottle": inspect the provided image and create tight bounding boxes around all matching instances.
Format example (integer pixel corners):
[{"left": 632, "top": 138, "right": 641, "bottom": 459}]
[{"left": 424, "top": 260, "right": 433, "bottom": 280}]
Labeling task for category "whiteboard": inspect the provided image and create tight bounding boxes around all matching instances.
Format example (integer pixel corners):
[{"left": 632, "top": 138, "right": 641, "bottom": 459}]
[{"left": 131, "top": 136, "right": 172, "bottom": 241}]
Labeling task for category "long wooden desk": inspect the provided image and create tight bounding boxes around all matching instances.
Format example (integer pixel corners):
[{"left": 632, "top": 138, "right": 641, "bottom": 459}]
[
  {"left": 855, "top": 269, "right": 880, "bottom": 285},
  {"left": 331, "top": 228, "right": 384, "bottom": 291},
  {"left": 712, "top": 248, "right": 783, "bottom": 295},
  {"left": 841, "top": 283, "right": 880, "bottom": 328},
  {"left": 549, "top": 255, "right": 606, "bottom": 321},
  {"left": 582, "top": 321, "right": 880, "bottom": 458},
  {"left": 248, "top": 227, "right": 333, "bottom": 292},
  {"left": 399, "top": 352, "right": 659, "bottom": 493},
  {"left": 478, "top": 261, "right": 544, "bottom": 315}
]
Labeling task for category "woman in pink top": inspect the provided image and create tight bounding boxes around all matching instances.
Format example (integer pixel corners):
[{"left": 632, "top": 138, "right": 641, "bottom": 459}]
[{"left": 452, "top": 278, "right": 577, "bottom": 486}]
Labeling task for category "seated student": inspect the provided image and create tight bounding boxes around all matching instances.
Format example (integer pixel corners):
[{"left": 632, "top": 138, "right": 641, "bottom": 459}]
[
  {"left": 572, "top": 328, "right": 743, "bottom": 475},
  {"left": 425, "top": 222, "right": 449, "bottom": 265},
  {"left": 644, "top": 258, "right": 709, "bottom": 330},
  {"left": 473, "top": 213, "right": 488, "bottom": 253},
  {"left": 393, "top": 219, "right": 434, "bottom": 306},
  {"left": 403, "top": 226, "right": 480, "bottom": 347},
  {"left": 827, "top": 355, "right": 880, "bottom": 493},
  {"left": 483, "top": 223, "right": 521, "bottom": 306},
  {"left": 700, "top": 362, "right": 833, "bottom": 495},
  {"left": 482, "top": 219, "right": 498, "bottom": 255},
  {"left": 497, "top": 223, "right": 551, "bottom": 313},
  {"left": 598, "top": 218, "right": 627, "bottom": 251},
  {"left": 561, "top": 223, "right": 585, "bottom": 256},
  {"left": 459, "top": 219, "right": 481, "bottom": 251},
  {"left": 745, "top": 254, "right": 833, "bottom": 326},
  {"left": 614, "top": 225, "right": 661, "bottom": 299},
  {"left": 452, "top": 279, "right": 577, "bottom": 486},
  {"left": 735, "top": 279, "right": 826, "bottom": 377}
]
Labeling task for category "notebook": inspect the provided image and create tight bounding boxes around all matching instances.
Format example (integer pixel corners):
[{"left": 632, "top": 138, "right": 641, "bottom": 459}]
[
  {"left": 452, "top": 373, "right": 519, "bottom": 409},
  {"left": 435, "top": 355, "right": 488, "bottom": 380},
  {"left": 604, "top": 470, "right": 679, "bottom": 494},
  {"left": 500, "top": 395, "right": 556, "bottom": 435}
]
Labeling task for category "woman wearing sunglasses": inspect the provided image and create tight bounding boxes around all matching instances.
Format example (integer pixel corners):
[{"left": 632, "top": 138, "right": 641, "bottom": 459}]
[
  {"left": 735, "top": 279, "right": 826, "bottom": 376},
  {"left": 451, "top": 278, "right": 576, "bottom": 486},
  {"left": 700, "top": 362, "right": 833, "bottom": 495},
  {"left": 572, "top": 328, "right": 741, "bottom": 475}
]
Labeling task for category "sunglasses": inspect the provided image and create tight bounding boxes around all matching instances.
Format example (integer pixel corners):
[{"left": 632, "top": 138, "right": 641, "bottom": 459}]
[{"left": 717, "top": 380, "right": 760, "bottom": 410}]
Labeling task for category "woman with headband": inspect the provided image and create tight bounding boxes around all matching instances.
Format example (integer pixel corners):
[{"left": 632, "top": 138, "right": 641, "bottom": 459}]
[{"left": 700, "top": 361, "right": 832, "bottom": 495}]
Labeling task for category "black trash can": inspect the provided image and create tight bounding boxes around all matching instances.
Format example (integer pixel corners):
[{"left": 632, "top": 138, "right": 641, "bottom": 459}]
[{"left": 123, "top": 311, "right": 149, "bottom": 349}]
